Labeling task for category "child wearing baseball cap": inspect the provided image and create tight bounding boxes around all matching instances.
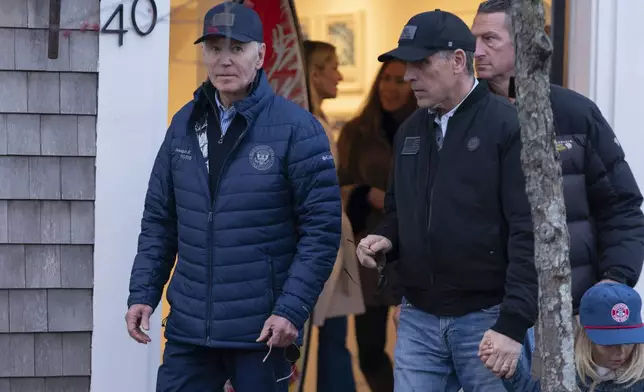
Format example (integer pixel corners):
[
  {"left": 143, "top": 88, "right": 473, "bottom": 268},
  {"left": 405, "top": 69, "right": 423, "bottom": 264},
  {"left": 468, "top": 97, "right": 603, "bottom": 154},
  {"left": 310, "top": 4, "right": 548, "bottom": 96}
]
[{"left": 490, "top": 282, "right": 644, "bottom": 391}]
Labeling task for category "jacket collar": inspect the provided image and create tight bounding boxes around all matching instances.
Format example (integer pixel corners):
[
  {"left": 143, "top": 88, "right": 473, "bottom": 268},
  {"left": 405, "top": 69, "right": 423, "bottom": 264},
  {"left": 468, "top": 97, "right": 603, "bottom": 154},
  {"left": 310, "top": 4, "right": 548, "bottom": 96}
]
[
  {"left": 430, "top": 78, "right": 489, "bottom": 119},
  {"left": 485, "top": 76, "right": 516, "bottom": 99},
  {"left": 192, "top": 69, "right": 273, "bottom": 121}
]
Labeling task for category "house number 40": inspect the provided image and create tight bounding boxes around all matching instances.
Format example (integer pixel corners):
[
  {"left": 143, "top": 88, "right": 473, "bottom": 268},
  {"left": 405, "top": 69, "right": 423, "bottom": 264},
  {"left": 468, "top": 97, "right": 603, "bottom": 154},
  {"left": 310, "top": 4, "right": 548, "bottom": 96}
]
[{"left": 101, "top": 0, "right": 158, "bottom": 46}]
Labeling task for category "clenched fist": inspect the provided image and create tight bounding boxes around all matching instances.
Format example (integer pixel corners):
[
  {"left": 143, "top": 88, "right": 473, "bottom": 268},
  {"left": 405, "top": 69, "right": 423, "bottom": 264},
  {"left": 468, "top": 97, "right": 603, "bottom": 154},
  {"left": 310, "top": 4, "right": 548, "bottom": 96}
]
[{"left": 356, "top": 234, "right": 392, "bottom": 269}]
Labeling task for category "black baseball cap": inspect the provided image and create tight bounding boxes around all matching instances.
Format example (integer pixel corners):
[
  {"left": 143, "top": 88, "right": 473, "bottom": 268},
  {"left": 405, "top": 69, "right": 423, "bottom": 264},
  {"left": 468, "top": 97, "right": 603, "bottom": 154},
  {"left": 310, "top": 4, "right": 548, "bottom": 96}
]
[
  {"left": 194, "top": 2, "right": 264, "bottom": 45},
  {"left": 378, "top": 9, "right": 476, "bottom": 62}
]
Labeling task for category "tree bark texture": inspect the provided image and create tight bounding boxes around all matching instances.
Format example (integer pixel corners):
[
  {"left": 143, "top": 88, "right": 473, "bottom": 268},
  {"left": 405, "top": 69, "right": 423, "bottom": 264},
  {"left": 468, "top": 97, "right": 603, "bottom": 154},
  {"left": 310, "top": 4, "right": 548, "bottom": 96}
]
[{"left": 511, "top": 1, "right": 576, "bottom": 391}]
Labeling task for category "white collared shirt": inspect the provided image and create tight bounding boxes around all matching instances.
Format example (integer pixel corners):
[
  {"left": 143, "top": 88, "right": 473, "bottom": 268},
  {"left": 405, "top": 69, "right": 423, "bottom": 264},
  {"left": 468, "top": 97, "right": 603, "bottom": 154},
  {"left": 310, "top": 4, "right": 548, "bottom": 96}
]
[{"left": 430, "top": 78, "right": 479, "bottom": 137}]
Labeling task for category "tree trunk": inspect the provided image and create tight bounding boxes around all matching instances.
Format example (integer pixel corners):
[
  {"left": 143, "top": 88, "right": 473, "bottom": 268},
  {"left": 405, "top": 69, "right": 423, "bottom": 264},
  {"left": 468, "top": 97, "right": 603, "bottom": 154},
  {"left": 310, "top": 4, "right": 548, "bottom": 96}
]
[{"left": 510, "top": 1, "right": 576, "bottom": 391}]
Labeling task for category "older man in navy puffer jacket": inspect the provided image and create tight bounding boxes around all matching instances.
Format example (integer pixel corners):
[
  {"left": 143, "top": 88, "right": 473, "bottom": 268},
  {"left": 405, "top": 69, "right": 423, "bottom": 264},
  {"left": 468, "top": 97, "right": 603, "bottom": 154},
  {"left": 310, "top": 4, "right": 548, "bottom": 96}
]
[{"left": 123, "top": 3, "right": 341, "bottom": 392}]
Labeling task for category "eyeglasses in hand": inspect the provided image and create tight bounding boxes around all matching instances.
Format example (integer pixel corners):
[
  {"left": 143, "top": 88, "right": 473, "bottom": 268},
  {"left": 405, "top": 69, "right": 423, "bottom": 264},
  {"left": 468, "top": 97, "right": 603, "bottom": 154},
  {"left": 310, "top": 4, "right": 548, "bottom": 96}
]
[{"left": 346, "top": 238, "right": 388, "bottom": 294}]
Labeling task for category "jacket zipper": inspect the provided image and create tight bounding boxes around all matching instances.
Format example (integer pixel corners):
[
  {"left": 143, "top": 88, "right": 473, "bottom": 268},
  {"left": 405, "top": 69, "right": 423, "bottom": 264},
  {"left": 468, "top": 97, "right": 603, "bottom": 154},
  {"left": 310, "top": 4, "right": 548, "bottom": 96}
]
[
  {"left": 426, "top": 187, "right": 435, "bottom": 285},
  {"left": 205, "top": 124, "right": 249, "bottom": 346},
  {"left": 204, "top": 87, "right": 226, "bottom": 147},
  {"left": 426, "top": 119, "right": 441, "bottom": 286},
  {"left": 267, "top": 257, "right": 275, "bottom": 307},
  {"left": 202, "top": 88, "right": 223, "bottom": 345},
  {"left": 206, "top": 211, "right": 213, "bottom": 345}
]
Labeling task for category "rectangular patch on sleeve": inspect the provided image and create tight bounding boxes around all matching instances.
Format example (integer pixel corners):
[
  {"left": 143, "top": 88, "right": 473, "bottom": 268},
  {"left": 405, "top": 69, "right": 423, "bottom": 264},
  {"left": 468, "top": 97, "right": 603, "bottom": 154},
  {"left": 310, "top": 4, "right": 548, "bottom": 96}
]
[{"left": 401, "top": 136, "right": 421, "bottom": 155}]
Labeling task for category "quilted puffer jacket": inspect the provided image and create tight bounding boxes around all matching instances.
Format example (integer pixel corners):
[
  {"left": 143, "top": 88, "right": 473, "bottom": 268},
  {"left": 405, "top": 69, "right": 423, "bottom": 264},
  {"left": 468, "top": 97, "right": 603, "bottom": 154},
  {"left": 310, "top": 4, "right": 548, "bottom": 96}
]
[
  {"left": 548, "top": 84, "right": 644, "bottom": 311},
  {"left": 127, "top": 70, "right": 342, "bottom": 348}
]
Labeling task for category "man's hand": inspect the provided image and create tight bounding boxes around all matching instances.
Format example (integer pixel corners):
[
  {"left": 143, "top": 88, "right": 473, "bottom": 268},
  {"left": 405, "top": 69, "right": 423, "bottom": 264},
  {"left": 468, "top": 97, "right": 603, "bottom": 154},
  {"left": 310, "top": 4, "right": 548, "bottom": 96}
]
[
  {"left": 125, "top": 304, "right": 153, "bottom": 344},
  {"left": 478, "top": 329, "right": 522, "bottom": 378},
  {"left": 257, "top": 315, "right": 298, "bottom": 347},
  {"left": 356, "top": 235, "right": 392, "bottom": 269},
  {"left": 392, "top": 304, "right": 402, "bottom": 329}
]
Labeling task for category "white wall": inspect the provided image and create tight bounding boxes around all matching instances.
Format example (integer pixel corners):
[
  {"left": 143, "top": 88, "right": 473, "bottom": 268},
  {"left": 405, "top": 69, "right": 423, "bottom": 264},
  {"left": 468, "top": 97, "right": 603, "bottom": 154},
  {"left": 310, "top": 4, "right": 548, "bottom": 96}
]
[
  {"left": 568, "top": 0, "right": 644, "bottom": 299},
  {"left": 91, "top": 0, "right": 170, "bottom": 390}
]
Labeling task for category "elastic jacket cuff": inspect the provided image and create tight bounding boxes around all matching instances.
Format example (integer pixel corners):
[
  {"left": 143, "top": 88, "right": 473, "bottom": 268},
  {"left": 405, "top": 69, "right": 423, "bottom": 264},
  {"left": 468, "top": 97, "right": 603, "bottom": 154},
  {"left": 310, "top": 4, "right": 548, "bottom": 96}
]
[
  {"left": 127, "top": 295, "right": 156, "bottom": 310},
  {"left": 602, "top": 268, "right": 631, "bottom": 286},
  {"left": 490, "top": 310, "right": 533, "bottom": 344},
  {"left": 272, "top": 305, "right": 307, "bottom": 332}
]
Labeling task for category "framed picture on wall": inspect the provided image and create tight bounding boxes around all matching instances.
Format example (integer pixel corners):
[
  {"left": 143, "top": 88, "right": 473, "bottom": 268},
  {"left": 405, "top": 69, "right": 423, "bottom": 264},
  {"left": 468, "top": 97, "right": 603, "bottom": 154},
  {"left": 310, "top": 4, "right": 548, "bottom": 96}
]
[{"left": 322, "top": 11, "right": 365, "bottom": 93}]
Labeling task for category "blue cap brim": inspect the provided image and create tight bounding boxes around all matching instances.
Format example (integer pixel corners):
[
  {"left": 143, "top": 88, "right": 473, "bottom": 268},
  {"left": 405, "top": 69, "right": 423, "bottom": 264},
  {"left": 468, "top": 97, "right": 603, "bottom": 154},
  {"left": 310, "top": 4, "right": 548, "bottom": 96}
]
[
  {"left": 585, "top": 326, "right": 644, "bottom": 346},
  {"left": 194, "top": 31, "right": 257, "bottom": 45},
  {"left": 377, "top": 45, "right": 437, "bottom": 63}
]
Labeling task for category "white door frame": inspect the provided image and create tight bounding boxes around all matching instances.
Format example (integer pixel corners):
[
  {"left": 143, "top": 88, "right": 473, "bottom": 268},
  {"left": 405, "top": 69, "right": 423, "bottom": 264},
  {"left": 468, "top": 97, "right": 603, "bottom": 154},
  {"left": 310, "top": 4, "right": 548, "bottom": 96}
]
[{"left": 91, "top": 0, "right": 170, "bottom": 390}]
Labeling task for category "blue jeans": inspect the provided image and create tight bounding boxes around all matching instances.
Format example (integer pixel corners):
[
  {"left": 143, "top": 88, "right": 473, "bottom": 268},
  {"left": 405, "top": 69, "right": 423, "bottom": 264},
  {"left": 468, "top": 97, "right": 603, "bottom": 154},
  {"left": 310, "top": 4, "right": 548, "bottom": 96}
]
[
  {"left": 394, "top": 297, "right": 514, "bottom": 392},
  {"left": 317, "top": 316, "right": 356, "bottom": 392}
]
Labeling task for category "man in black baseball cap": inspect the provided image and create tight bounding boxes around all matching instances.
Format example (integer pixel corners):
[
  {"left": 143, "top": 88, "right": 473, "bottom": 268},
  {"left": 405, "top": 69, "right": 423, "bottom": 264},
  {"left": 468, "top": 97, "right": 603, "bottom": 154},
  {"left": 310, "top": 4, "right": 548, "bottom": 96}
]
[
  {"left": 127, "top": 1, "right": 343, "bottom": 392},
  {"left": 378, "top": 9, "right": 476, "bottom": 63},
  {"left": 357, "top": 9, "right": 537, "bottom": 392},
  {"left": 377, "top": 9, "right": 477, "bottom": 110}
]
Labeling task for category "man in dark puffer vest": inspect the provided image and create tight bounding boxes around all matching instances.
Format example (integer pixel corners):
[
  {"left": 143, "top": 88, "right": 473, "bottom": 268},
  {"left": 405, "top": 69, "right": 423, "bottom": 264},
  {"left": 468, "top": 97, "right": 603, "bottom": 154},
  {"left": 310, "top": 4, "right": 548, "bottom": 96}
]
[
  {"left": 124, "top": 3, "right": 341, "bottom": 392},
  {"left": 473, "top": 0, "right": 644, "bottom": 376}
]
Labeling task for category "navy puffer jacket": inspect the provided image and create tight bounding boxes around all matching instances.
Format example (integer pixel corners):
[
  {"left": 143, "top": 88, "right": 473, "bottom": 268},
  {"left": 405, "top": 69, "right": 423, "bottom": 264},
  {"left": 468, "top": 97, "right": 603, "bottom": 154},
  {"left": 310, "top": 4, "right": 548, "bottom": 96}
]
[{"left": 127, "top": 71, "right": 342, "bottom": 348}]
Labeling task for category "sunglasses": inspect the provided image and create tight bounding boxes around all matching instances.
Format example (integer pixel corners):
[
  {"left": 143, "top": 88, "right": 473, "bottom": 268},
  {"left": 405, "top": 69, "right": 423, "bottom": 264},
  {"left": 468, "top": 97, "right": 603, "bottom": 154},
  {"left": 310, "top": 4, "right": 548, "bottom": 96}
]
[
  {"left": 346, "top": 238, "right": 388, "bottom": 294},
  {"left": 262, "top": 328, "right": 301, "bottom": 383}
]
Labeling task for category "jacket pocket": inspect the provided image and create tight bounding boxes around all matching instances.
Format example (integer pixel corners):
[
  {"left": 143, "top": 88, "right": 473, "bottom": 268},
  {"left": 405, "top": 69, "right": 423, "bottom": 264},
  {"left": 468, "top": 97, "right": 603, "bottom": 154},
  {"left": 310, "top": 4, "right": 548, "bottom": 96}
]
[{"left": 479, "top": 304, "right": 501, "bottom": 315}]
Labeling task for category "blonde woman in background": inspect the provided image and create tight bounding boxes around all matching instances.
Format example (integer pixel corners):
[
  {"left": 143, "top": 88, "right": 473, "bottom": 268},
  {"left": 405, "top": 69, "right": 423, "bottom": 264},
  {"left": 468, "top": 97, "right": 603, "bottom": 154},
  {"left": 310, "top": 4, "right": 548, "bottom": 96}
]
[
  {"left": 481, "top": 282, "right": 644, "bottom": 391},
  {"left": 302, "top": 40, "right": 365, "bottom": 392}
]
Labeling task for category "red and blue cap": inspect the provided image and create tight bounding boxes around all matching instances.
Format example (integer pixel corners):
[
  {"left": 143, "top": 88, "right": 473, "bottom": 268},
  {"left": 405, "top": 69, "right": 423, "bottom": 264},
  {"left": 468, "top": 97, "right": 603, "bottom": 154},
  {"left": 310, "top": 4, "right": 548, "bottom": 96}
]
[
  {"left": 580, "top": 282, "right": 644, "bottom": 346},
  {"left": 194, "top": 2, "right": 264, "bottom": 45}
]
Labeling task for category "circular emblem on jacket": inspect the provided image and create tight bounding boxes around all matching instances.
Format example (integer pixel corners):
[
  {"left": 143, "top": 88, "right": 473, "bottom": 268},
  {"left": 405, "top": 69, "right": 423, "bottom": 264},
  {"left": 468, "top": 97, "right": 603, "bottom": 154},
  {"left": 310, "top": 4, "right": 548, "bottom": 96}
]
[
  {"left": 249, "top": 145, "right": 275, "bottom": 171},
  {"left": 612, "top": 303, "right": 630, "bottom": 323},
  {"left": 467, "top": 136, "right": 480, "bottom": 151}
]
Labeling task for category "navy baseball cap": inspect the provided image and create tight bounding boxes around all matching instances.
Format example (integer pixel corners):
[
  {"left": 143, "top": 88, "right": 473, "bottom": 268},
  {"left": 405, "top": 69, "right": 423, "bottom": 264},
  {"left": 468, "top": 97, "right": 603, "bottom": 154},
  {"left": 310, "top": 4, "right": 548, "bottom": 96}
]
[
  {"left": 194, "top": 2, "right": 264, "bottom": 45},
  {"left": 378, "top": 9, "right": 476, "bottom": 63},
  {"left": 580, "top": 282, "right": 644, "bottom": 346}
]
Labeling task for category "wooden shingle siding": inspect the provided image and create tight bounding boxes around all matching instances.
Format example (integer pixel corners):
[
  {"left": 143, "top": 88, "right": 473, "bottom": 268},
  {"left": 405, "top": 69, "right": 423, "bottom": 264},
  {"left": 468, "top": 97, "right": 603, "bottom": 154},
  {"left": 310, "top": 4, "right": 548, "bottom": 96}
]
[{"left": 0, "top": 0, "right": 98, "bottom": 389}]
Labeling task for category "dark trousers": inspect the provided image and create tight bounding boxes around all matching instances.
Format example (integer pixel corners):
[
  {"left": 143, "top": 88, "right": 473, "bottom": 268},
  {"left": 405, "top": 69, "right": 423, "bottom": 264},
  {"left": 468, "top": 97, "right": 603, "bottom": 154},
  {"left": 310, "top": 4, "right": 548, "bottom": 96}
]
[
  {"left": 317, "top": 316, "right": 356, "bottom": 392},
  {"left": 157, "top": 341, "right": 291, "bottom": 392},
  {"left": 354, "top": 306, "right": 394, "bottom": 392}
]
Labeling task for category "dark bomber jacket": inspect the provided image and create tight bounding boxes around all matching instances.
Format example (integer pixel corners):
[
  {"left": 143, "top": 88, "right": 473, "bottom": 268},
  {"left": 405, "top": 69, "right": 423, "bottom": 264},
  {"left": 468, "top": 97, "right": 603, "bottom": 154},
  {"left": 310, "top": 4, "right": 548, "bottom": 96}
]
[{"left": 372, "top": 80, "right": 537, "bottom": 343}]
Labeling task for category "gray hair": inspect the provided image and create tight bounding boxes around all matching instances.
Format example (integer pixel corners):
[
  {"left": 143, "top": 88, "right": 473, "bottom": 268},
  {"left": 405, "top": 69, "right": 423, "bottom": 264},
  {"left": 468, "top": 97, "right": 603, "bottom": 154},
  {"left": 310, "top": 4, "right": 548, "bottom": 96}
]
[
  {"left": 201, "top": 40, "right": 262, "bottom": 55},
  {"left": 249, "top": 41, "right": 262, "bottom": 56},
  {"left": 437, "top": 50, "right": 475, "bottom": 75}
]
